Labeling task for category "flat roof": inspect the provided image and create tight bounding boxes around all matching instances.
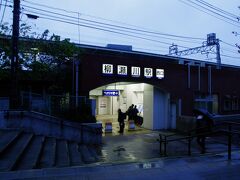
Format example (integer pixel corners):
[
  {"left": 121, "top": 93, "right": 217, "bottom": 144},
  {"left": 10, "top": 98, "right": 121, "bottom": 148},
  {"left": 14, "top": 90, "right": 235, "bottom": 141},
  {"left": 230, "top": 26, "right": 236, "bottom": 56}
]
[
  {"left": 77, "top": 43, "right": 240, "bottom": 69},
  {"left": 1, "top": 35, "right": 239, "bottom": 69}
]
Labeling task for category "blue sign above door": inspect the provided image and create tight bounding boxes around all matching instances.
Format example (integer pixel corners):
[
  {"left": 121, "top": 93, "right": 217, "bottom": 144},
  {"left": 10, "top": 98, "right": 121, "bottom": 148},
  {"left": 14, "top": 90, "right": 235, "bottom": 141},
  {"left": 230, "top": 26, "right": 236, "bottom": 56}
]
[{"left": 103, "top": 90, "right": 119, "bottom": 96}]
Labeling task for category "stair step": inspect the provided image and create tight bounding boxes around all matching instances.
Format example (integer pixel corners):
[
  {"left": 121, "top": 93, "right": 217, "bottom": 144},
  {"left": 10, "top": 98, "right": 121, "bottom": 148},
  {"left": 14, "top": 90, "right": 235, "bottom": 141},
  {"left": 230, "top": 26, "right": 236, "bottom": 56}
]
[
  {"left": 14, "top": 136, "right": 45, "bottom": 170},
  {"left": 0, "top": 130, "right": 21, "bottom": 155},
  {"left": 38, "top": 137, "right": 56, "bottom": 168},
  {"left": 87, "top": 145, "right": 100, "bottom": 161},
  {"left": 55, "top": 139, "right": 70, "bottom": 167},
  {"left": 78, "top": 144, "right": 96, "bottom": 163},
  {"left": 68, "top": 142, "right": 84, "bottom": 166},
  {"left": 0, "top": 133, "right": 33, "bottom": 171},
  {"left": 34, "top": 136, "right": 46, "bottom": 169}
]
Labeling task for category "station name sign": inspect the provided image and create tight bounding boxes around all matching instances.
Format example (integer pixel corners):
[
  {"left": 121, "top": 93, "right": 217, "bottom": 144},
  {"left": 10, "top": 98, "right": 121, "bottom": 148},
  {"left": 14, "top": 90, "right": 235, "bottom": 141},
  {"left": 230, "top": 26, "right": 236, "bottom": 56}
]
[
  {"left": 102, "top": 64, "right": 164, "bottom": 79},
  {"left": 103, "top": 90, "right": 119, "bottom": 96}
]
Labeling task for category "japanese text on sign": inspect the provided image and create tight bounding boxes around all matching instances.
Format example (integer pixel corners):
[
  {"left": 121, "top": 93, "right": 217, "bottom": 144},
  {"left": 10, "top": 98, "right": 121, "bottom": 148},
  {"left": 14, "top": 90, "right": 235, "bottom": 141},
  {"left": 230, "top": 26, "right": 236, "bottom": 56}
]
[
  {"left": 131, "top": 66, "right": 141, "bottom": 77},
  {"left": 156, "top": 69, "right": 164, "bottom": 79},
  {"left": 102, "top": 64, "right": 164, "bottom": 79},
  {"left": 144, "top": 68, "right": 153, "bottom": 78},
  {"left": 103, "top": 90, "right": 119, "bottom": 96},
  {"left": 102, "top": 64, "right": 113, "bottom": 74},
  {"left": 117, "top": 65, "right": 127, "bottom": 76}
]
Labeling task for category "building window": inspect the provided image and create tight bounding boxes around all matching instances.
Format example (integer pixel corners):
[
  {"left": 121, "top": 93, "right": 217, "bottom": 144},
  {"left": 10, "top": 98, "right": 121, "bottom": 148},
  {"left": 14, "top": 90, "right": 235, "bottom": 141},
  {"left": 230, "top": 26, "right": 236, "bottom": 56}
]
[
  {"left": 224, "top": 99, "right": 231, "bottom": 111},
  {"left": 194, "top": 93, "right": 218, "bottom": 114},
  {"left": 232, "top": 97, "right": 239, "bottom": 111},
  {"left": 223, "top": 95, "right": 240, "bottom": 111}
]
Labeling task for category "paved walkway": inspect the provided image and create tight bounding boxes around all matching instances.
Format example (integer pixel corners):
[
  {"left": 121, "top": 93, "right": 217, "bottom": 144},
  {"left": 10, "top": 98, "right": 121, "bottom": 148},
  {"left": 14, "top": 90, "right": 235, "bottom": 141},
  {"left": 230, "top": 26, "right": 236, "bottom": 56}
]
[
  {"left": 97, "top": 114, "right": 151, "bottom": 136},
  {"left": 1, "top": 151, "right": 240, "bottom": 179},
  {"left": 1, "top": 130, "right": 240, "bottom": 179}
]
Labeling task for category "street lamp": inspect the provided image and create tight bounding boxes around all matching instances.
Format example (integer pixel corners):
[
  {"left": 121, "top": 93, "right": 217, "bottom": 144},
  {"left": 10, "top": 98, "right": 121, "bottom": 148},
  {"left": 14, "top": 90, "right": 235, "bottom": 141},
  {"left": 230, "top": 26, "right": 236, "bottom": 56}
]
[{"left": 25, "top": 14, "right": 39, "bottom": 20}]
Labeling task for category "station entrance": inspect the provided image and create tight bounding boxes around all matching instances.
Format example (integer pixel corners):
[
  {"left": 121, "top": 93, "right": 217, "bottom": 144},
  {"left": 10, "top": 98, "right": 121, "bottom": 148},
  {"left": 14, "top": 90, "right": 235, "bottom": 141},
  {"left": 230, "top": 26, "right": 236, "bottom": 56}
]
[{"left": 89, "top": 82, "right": 176, "bottom": 134}]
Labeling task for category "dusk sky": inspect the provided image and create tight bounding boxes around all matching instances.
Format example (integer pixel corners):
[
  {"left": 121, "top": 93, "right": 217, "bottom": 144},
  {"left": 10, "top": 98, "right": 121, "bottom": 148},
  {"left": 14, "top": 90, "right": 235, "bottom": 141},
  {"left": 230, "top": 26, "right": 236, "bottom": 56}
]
[{"left": 1, "top": 0, "right": 240, "bottom": 65}]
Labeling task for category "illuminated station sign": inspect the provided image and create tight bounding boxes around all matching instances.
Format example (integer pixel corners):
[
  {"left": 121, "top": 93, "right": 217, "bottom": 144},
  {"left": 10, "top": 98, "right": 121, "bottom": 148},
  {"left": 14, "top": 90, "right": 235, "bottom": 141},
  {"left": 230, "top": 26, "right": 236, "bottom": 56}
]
[
  {"left": 131, "top": 66, "right": 141, "bottom": 77},
  {"left": 103, "top": 90, "right": 119, "bottom": 96},
  {"left": 117, "top": 65, "right": 128, "bottom": 76},
  {"left": 102, "top": 64, "right": 113, "bottom": 75},
  {"left": 144, "top": 68, "right": 153, "bottom": 78},
  {"left": 156, "top": 69, "right": 164, "bottom": 79},
  {"left": 102, "top": 64, "right": 164, "bottom": 79}
]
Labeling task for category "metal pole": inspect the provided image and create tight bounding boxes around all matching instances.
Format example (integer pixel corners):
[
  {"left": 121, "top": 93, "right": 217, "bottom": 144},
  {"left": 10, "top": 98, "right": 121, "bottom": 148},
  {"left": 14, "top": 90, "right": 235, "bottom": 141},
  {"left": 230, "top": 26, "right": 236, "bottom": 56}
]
[
  {"left": 208, "top": 66, "right": 212, "bottom": 96},
  {"left": 10, "top": 0, "right": 20, "bottom": 109},
  {"left": 198, "top": 65, "right": 201, "bottom": 91},
  {"left": 75, "top": 60, "right": 79, "bottom": 107},
  {"left": 188, "top": 64, "right": 191, "bottom": 89},
  {"left": 159, "top": 134, "right": 162, "bottom": 154},
  {"left": 228, "top": 125, "right": 232, "bottom": 160},
  {"left": 188, "top": 133, "right": 191, "bottom": 156},
  {"left": 216, "top": 39, "right": 221, "bottom": 69},
  {"left": 72, "top": 59, "right": 75, "bottom": 96},
  {"left": 164, "top": 136, "right": 167, "bottom": 156}
]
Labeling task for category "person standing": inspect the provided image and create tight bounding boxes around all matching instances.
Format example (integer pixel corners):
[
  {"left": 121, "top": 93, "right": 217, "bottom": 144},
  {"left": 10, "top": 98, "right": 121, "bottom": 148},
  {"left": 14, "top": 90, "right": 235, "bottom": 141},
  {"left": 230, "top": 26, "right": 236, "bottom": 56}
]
[
  {"left": 127, "top": 104, "right": 134, "bottom": 121},
  {"left": 133, "top": 105, "right": 139, "bottom": 123},
  {"left": 118, "top": 109, "right": 125, "bottom": 133},
  {"left": 194, "top": 109, "right": 214, "bottom": 154}
]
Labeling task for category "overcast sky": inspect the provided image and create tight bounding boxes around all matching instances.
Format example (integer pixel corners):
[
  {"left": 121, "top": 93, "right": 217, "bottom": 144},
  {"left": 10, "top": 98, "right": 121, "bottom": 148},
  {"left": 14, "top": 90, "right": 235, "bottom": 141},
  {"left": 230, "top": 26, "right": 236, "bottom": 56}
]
[{"left": 1, "top": 0, "right": 240, "bottom": 65}]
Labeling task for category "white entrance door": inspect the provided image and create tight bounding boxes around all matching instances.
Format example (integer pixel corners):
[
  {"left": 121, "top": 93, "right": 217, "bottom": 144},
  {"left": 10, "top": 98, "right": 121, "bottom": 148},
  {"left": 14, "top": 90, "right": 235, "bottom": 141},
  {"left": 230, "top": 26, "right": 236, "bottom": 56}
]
[{"left": 98, "top": 97, "right": 108, "bottom": 115}]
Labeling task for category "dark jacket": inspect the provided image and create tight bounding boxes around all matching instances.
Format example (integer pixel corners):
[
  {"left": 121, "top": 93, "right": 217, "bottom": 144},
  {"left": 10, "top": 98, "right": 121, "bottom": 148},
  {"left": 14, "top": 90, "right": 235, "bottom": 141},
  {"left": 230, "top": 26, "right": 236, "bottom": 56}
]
[{"left": 118, "top": 111, "right": 125, "bottom": 123}]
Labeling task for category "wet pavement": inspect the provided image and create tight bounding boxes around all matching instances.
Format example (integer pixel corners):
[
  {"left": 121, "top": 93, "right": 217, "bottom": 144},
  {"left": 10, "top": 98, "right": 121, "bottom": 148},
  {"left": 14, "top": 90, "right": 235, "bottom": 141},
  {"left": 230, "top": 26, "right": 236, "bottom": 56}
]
[
  {"left": 99, "top": 130, "right": 239, "bottom": 164},
  {"left": 2, "top": 150, "right": 240, "bottom": 179},
  {"left": 1, "top": 129, "right": 240, "bottom": 179}
]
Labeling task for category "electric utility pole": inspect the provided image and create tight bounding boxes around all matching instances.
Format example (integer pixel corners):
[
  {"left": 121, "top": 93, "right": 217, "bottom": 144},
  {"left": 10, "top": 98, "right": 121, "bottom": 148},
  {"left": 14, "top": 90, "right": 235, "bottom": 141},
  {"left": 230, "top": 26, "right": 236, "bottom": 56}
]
[{"left": 10, "top": 0, "right": 20, "bottom": 109}]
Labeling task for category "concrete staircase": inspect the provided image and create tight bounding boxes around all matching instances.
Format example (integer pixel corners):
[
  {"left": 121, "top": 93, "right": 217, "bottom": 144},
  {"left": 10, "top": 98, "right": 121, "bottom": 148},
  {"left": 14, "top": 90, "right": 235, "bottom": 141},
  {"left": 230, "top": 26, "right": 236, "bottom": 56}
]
[{"left": 0, "top": 129, "right": 102, "bottom": 172}]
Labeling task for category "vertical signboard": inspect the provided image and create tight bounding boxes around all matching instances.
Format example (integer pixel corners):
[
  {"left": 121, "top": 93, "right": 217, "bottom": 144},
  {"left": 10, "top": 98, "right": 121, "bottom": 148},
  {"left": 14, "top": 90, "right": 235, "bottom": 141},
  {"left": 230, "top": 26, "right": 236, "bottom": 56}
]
[
  {"left": 131, "top": 66, "right": 141, "bottom": 77},
  {"left": 144, "top": 68, "right": 153, "bottom": 78},
  {"left": 102, "top": 64, "right": 113, "bottom": 75},
  {"left": 156, "top": 69, "right": 164, "bottom": 79},
  {"left": 117, "top": 65, "right": 128, "bottom": 76}
]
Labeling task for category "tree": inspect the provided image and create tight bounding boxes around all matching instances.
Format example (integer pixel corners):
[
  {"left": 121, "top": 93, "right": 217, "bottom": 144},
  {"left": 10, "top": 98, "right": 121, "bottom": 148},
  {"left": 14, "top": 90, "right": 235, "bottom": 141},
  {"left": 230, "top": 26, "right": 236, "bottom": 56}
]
[
  {"left": 0, "top": 22, "right": 81, "bottom": 91},
  {"left": 0, "top": 22, "right": 96, "bottom": 123}
]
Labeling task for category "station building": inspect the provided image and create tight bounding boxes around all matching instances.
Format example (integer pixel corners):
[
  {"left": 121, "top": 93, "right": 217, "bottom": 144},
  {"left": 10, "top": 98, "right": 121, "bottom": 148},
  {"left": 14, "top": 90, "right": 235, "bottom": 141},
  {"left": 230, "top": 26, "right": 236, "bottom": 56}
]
[
  {"left": 76, "top": 44, "right": 240, "bottom": 130},
  {"left": 1, "top": 35, "right": 240, "bottom": 131}
]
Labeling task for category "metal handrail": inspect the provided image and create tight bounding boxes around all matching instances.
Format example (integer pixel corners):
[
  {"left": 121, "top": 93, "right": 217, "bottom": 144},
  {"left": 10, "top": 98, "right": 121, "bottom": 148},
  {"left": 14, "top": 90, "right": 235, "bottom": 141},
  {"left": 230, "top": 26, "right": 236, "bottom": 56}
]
[{"left": 158, "top": 122, "right": 240, "bottom": 160}]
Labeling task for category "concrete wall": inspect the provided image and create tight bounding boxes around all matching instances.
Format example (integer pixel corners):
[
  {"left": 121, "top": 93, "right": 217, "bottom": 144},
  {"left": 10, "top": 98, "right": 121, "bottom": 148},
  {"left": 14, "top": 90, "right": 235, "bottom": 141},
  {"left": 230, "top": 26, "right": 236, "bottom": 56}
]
[
  {"left": 0, "top": 97, "right": 9, "bottom": 111},
  {"left": 176, "top": 116, "right": 196, "bottom": 133},
  {"left": 143, "top": 84, "right": 154, "bottom": 129},
  {"left": 143, "top": 85, "right": 169, "bottom": 130},
  {"left": 125, "top": 84, "right": 143, "bottom": 114},
  {"left": 153, "top": 88, "right": 169, "bottom": 130},
  {"left": 0, "top": 111, "right": 102, "bottom": 145}
]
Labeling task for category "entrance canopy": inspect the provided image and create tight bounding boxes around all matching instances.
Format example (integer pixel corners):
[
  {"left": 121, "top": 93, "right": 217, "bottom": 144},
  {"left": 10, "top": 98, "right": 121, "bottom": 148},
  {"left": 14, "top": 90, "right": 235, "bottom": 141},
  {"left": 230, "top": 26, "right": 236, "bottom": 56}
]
[{"left": 89, "top": 82, "right": 175, "bottom": 130}]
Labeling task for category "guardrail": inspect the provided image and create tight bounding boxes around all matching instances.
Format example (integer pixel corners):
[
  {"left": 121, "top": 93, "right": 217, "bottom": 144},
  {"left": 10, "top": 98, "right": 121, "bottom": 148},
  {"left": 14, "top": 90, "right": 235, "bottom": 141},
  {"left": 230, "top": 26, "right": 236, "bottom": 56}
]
[{"left": 158, "top": 121, "right": 240, "bottom": 160}]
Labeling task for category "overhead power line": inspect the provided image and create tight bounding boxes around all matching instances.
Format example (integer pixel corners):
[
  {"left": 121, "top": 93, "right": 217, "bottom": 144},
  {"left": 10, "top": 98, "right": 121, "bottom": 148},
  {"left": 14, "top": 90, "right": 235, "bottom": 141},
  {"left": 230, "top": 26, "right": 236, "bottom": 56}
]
[
  {"left": 21, "top": 4, "right": 204, "bottom": 41},
  {"left": 22, "top": 12, "right": 190, "bottom": 48},
  {"left": 196, "top": 0, "right": 239, "bottom": 19},
  {"left": 220, "top": 40, "right": 237, "bottom": 48},
  {"left": 185, "top": 0, "right": 240, "bottom": 23},
  {"left": 0, "top": 0, "right": 2, "bottom": 12},
  {"left": 179, "top": 0, "right": 240, "bottom": 28},
  {"left": 2, "top": 0, "right": 239, "bottom": 61},
  {"left": 23, "top": 8, "right": 201, "bottom": 45},
  {"left": 221, "top": 54, "right": 240, "bottom": 59},
  {"left": 0, "top": 0, "right": 8, "bottom": 25},
  {"left": 18, "top": 0, "right": 205, "bottom": 41}
]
